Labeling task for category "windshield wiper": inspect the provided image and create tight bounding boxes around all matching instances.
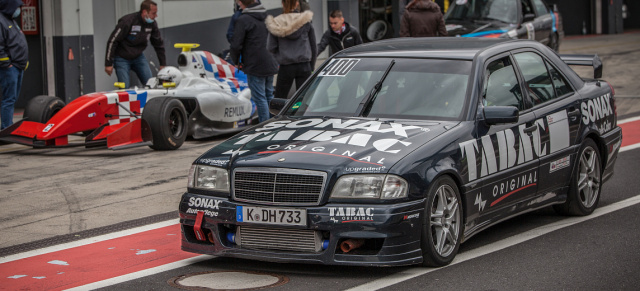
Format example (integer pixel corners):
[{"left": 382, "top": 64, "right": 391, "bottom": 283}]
[{"left": 356, "top": 60, "right": 395, "bottom": 116}]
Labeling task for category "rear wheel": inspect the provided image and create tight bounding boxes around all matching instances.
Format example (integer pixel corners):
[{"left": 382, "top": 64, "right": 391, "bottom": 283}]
[
  {"left": 421, "top": 176, "right": 463, "bottom": 267},
  {"left": 24, "top": 95, "right": 65, "bottom": 123},
  {"left": 554, "top": 138, "right": 602, "bottom": 216},
  {"left": 142, "top": 98, "right": 188, "bottom": 150}
]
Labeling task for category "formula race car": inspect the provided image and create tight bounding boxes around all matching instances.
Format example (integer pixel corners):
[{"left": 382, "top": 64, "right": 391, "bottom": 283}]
[
  {"left": 445, "top": 0, "right": 563, "bottom": 51},
  {"left": 179, "top": 38, "right": 621, "bottom": 267},
  {"left": 0, "top": 43, "right": 258, "bottom": 150}
]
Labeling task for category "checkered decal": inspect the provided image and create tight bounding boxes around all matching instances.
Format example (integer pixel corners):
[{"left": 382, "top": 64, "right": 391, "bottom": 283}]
[
  {"left": 198, "top": 51, "right": 246, "bottom": 93},
  {"left": 105, "top": 91, "right": 143, "bottom": 125}
]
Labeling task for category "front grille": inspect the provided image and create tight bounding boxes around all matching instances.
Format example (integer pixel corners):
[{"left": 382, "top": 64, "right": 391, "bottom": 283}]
[
  {"left": 233, "top": 168, "right": 326, "bottom": 205},
  {"left": 237, "top": 226, "right": 323, "bottom": 253}
]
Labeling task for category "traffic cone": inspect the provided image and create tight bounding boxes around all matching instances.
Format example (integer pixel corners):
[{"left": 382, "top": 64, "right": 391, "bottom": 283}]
[{"left": 68, "top": 48, "right": 74, "bottom": 61}]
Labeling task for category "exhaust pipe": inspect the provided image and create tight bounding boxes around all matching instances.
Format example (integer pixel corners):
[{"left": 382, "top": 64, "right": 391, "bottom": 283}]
[{"left": 340, "top": 239, "right": 365, "bottom": 253}]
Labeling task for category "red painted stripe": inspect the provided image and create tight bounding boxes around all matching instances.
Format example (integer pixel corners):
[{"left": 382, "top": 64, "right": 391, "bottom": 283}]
[
  {"left": 490, "top": 183, "right": 537, "bottom": 207},
  {"left": 620, "top": 120, "right": 640, "bottom": 147},
  {"left": 0, "top": 224, "right": 198, "bottom": 291}
]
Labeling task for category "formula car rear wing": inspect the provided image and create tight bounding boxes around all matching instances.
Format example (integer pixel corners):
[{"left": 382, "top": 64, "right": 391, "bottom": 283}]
[{"left": 559, "top": 54, "right": 602, "bottom": 79}]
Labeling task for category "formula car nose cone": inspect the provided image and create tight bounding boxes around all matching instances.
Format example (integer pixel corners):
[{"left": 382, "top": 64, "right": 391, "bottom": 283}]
[{"left": 169, "top": 271, "right": 288, "bottom": 290}]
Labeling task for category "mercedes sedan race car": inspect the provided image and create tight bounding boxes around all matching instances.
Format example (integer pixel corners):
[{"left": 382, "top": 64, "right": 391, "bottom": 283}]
[
  {"left": 0, "top": 44, "right": 257, "bottom": 150},
  {"left": 179, "top": 38, "right": 621, "bottom": 266},
  {"left": 445, "top": 0, "right": 563, "bottom": 51}
]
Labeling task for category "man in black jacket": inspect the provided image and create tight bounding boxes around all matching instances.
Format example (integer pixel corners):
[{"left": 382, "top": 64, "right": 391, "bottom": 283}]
[
  {"left": 105, "top": 0, "right": 165, "bottom": 88},
  {"left": 230, "top": 0, "right": 278, "bottom": 123},
  {"left": 317, "top": 10, "right": 363, "bottom": 56},
  {"left": 0, "top": 0, "right": 27, "bottom": 129}
]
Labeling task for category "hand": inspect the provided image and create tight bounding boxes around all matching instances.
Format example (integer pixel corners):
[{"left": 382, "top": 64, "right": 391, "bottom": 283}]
[{"left": 105, "top": 66, "right": 113, "bottom": 76}]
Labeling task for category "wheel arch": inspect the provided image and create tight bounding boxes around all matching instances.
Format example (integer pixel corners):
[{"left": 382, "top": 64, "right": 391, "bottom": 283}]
[{"left": 425, "top": 169, "right": 468, "bottom": 225}]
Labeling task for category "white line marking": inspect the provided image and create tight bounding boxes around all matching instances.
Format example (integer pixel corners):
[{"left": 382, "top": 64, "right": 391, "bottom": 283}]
[
  {"left": 621, "top": 143, "right": 640, "bottom": 152},
  {"left": 0, "top": 219, "right": 178, "bottom": 264},
  {"left": 618, "top": 116, "right": 640, "bottom": 124},
  {"left": 65, "top": 255, "right": 210, "bottom": 291},
  {"left": 345, "top": 194, "right": 640, "bottom": 291}
]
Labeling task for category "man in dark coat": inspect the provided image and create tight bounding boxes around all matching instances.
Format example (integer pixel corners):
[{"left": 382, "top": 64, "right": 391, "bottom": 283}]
[
  {"left": 230, "top": 0, "right": 278, "bottom": 123},
  {"left": 317, "top": 10, "right": 363, "bottom": 56},
  {"left": 399, "top": 0, "right": 447, "bottom": 37},
  {"left": 0, "top": 0, "right": 27, "bottom": 129},
  {"left": 105, "top": 0, "right": 166, "bottom": 88}
]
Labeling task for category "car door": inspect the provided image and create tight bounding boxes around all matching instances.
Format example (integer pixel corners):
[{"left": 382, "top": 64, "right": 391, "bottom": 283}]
[
  {"left": 512, "top": 50, "right": 580, "bottom": 198},
  {"left": 531, "top": 0, "right": 553, "bottom": 44},
  {"left": 463, "top": 53, "right": 539, "bottom": 220}
]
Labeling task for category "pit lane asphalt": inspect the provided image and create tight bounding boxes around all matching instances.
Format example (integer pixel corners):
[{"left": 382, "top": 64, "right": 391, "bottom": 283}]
[{"left": 1, "top": 32, "right": 639, "bottom": 290}]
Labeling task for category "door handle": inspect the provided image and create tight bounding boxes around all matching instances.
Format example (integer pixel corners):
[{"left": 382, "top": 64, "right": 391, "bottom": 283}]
[
  {"left": 567, "top": 108, "right": 581, "bottom": 117},
  {"left": 523, "top": 124, "right": 537, "bottom": 134}
]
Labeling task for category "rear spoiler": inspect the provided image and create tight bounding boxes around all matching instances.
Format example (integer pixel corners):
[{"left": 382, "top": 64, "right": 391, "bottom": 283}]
[{"left": 559, "top": 54, "right": 603, "bottom": 79}]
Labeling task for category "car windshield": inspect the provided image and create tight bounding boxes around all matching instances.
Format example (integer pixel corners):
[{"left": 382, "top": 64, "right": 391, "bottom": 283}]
[
  {"left": 284, "top": 58, "right": 472, "bottom": 121},
  {"left": 445, "top": 0, "right": 518, "bottom": 24}
]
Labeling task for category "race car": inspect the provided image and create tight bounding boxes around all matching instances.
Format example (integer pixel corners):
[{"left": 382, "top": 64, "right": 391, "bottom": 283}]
[
  {"left": 445, "top": 0, "right": 564, "bottom": 51},
  {"left": 178, "top": 38, "right": 621, "bottom": 266},
  {"left": 0, "top": 43, "right": 258, "bottom": 150}
]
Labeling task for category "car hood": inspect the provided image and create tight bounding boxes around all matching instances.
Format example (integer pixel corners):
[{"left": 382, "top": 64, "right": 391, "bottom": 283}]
[
  {"left": 196, "top": 116, "right": 459, "bottom": 174},
  {"left": 445, "top": 20, "right": 515, "bottom": 37}
]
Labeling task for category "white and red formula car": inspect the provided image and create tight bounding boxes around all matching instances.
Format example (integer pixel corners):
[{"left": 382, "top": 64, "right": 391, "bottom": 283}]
[{"left": 0, "top": 43, "right": 257, "bottom": 150}]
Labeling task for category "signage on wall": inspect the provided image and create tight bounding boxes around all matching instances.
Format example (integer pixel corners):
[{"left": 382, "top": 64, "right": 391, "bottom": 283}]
[{"left": 21, "top": 0, "right": 39, "bottom": 35}]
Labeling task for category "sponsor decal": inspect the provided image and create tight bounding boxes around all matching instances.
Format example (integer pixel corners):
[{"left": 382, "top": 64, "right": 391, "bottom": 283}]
[
  {"left": 474, "top": 193, "right": 486, "bottom": 212},
  {"left": 318, "top": 59, "right": 360, "bottom": 77},
  {"left": 597, "top": 120, "right": 612, "bottom": 134},
  {"left": 224, "top": 106, "right": 245, "bottom": 118},
  {"left": 550, "top": 156, "right": 570, "bottom": 173},
  {"left": 88, "top": 112, "right": 96, "bottom": 118},
  {"left": 460, "top": 111, "right": 569, "bottom": 181},
  {"left": 43, "top": 124, "right": 54, "bottom": 132},
  {"left": 525, "top": 22, "right": 535, "bottom": 40},
  {"left": 344, "top": 166, "right": 387, "bottom": 173},
  {"left": 328, "top": 207, "right": 374, "bottom": 223},
  {"left": 186, "top": 208, "right": 218, "bottom": 217},
  {"left": 188, "top": 197, "right": 221, "bottom": 210},
  {"left": 403, "top": 213, "right": 420, "bottom": 220},
  {"left": 490, "top": 170, "right": 537, "bottom": 207},
  {"left": 581, "top": 94, "right": 613, "bottom": 125},
  {"left": 198, "top": 158, "right": 228, "bottom": 167}
]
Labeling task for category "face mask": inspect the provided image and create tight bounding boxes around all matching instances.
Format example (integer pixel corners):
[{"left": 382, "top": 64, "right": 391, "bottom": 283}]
[
  {"left": 145, "top": 17, "right": 154, "bottom": 24},
  {"left": 12, "top": 7, "right": 21, "bottom": 19}
]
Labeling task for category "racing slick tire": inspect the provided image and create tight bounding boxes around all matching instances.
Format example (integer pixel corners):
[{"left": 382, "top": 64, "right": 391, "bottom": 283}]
[
  {"left": 24, "top": 95, "right": 65, "bottom": 123},
  {"left": 421, "top": 175, "right": 463, "bottom": 267},
  {"left": 554, "top": 138, "right": 602, "bottom": 216},
  {"left": 142, "top": 98, "right": 188, "bottom": 151}
]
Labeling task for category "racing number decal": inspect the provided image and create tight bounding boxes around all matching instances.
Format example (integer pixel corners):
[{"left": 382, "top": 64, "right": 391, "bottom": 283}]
[{"left": 319, "top": 59, "right": 360, "bottom": 77}]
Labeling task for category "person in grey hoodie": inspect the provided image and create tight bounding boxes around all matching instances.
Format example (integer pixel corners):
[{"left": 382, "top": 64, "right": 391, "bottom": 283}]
[
  {"left": 0, "top": 0, "right": 27, "bottom": 129},
  {"left": 265, "top": 0, "right": 316, "bottom": 99},
  {"left": 230, "top": 0, "right": 278, "bottom": 123}
]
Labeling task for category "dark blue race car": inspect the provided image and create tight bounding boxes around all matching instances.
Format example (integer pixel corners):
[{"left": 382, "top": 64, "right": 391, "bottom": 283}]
[
  {"left": 445, "top": 0, "right": 564, "bottom": 51},
  {"left": 179, "top": 38, "right": 621, "bottom": 267}
]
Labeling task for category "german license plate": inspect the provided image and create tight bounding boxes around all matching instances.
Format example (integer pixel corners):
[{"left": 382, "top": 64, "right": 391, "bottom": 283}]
[{"left": 236, "top": 206, "right": 306, "bottom": 226}]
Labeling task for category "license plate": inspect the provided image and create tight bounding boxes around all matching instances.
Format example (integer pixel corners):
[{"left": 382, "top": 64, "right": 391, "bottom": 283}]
[{"left": 237, "top": 206, "right": 306, "bottom": 226}]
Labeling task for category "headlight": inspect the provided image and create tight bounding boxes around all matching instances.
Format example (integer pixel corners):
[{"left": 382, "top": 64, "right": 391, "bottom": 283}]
[
  {"left": 187, "top": 164, "right": 229, "bottom": 191},
  {"left": 330, "top": 174, "right": 408, "bottom": 199}
]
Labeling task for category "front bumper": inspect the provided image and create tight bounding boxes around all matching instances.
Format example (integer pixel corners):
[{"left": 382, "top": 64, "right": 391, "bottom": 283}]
[{"left": 179, "top": 192, "right": 426, "bottom": 266}]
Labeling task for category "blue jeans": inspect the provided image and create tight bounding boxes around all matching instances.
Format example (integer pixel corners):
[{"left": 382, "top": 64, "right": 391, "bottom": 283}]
[
  {"left": 247, "top": 74, "right": 275, "bottom": 123},
  {"left": 0, "top": 66, "right": 23, "bottom": 129},
  {"left": 113, "top": 54, "right": 152, "bottom": 88}
]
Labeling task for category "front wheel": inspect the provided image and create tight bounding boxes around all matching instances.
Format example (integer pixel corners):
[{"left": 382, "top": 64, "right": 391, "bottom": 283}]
[
  {"left": 421, "top": 176, "right": 463, "bottom": 267},
  {"left": 24, "top": 95, "right": 65, "bottom": 123},
  {"left": 142, "top": 98, "right": 188, "bottom": 150},
  {"left": 554, "top": 138, "right": 602, "bottom": 216}
]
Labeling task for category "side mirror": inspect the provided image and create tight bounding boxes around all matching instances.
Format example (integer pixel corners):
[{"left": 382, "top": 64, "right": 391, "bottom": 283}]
[
  {"left": 269, "top": 98, "right": 288, "bottom": 116},
  {"left": 523, "top": 13, "right": 535, "bottom": 23},
  {"left": 483, "top": 106, "right": 519, "bottom": 125}
]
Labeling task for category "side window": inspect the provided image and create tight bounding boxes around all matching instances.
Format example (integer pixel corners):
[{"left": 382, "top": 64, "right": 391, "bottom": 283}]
[
  {"left": 514, "top": 52, "right": 555, "bottom": 105},
  {"left": 531, "top": 0, "right": 550, "bottom": 16},
  {"left": 483, "top": 57, "right": 524, "bottom": 110},
  {"left": 521, "top": 0, "right": 534, "bottom": 16},
  {"left": 546, "top": 62, "right": 574, "bottom": 97}
]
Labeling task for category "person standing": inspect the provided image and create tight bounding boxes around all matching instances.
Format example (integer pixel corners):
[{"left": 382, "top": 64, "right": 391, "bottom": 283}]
[
  {"left": 230, "top": 0, "right": 278, "bottom": 123},
  {"left": 0, "top": 0, "right": 27, "bottom": 130},
  {"left": 399, "top": 0, "right": 447, "bottom": 37},
  {"left": 265, "top": 0, "right": 316, "bottom": 99},
  {"left": 317, "top": 10, "right": 363, "bottom": 56},
  {"left": 105, "top": 0, "right": 166, "bottom": 88}
]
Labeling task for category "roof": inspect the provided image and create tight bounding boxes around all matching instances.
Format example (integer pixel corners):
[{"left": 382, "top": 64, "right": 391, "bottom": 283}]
[{"left": 336, "top": 37, "right": 515, "bottom": 60}]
